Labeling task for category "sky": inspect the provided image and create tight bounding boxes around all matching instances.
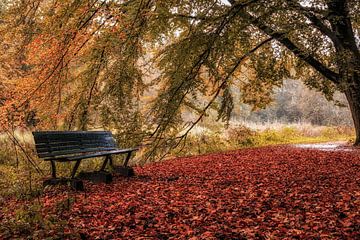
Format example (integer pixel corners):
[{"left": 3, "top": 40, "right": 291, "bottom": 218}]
[{"left": 220, "top": 0, "right": 232, "bottom": 6}]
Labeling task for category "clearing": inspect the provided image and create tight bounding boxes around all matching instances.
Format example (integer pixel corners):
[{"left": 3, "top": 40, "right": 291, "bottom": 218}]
[{"left": 1, "top": 145, "right": 359, "bottom": 239}]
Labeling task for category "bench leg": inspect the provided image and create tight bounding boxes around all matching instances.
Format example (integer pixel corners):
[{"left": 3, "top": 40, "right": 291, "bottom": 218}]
[
  {"left": 109, "top": 155, "right": 114, "bottom": 166},
  {"left": 100, "top": 155, "right": 110, "bottom": 171},
  {"left": 50, "top": 161, "right": 56, "bottom": 178},
  {"left": 71, "top": 160, "right": 82, "bottom": 178},
  {"left": 123, "top": 152, "right": 132, "bottom": 167},
  {"left": 106, "top": 153, "right": 134, "bottom": 177}
]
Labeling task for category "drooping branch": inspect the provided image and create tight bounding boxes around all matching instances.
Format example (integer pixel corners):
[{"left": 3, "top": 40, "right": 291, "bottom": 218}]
[
  {"left": 170, "top": 14, "right": 220, "bottom": 21},
  {"left": 241, "top": 11, "right": 340, "bottom": 84},
  {"left": 150, "top": 0, "right": 256, "bottom": 139},
  {"left": 80, "top": 49, "right": 106, "bottom": 130},
  {"left": 228, "top": 0, "right": 340, "bottom": 84},
  {"left": 326, "top": 0, "right": 360, "bottom": 58},
  {"left": 286, "top": 0, "right": 343, "bottom": 49},
  {"left": 172, "top": 37, "right": 273, "bottom": 149}
]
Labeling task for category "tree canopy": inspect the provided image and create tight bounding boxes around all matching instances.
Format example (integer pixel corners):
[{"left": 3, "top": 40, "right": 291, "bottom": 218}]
[{"left": 0, "top": 0, "right": 359, "bottom": 158}]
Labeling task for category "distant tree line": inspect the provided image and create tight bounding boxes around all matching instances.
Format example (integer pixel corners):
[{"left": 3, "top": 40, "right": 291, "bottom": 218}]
[{"left": 233, "top": 80, "right": 353, "bottom": 126}]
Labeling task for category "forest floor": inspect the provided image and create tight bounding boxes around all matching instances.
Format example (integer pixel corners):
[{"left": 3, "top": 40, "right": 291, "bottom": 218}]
[{"left": 1, "top": 145, "right": 360, "bottom": 239}]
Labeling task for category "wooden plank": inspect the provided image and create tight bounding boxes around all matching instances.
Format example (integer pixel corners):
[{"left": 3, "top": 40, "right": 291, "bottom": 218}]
[
  {"left": 33, "top": 131, "right": 111, "bottom": 138},
  {"left": 38, "top": 147, "right": 117, "bottom": 158},
  {"left": 35, "top": 142, "right": 116, "bottom": 153},
  {"left": 34, "top": 135, "right": 114, "bottom": 142},
  {"left": 33, "top": 132, "right": 112, "bottom": 143},
  {"left": 41, "top": 148, "right": 138, "bottom": 161},
  {"left": 33, "top": 134, "right": 114, "bottom": 143},
  {"left": 35, "top": 138, "right": 116, "bottom": 146},
  {"left": 65, "top": 148, "right": 139, "bottom": 161},
  {"left": 33, "top": 130, "right": 111, "bottom": 136}
]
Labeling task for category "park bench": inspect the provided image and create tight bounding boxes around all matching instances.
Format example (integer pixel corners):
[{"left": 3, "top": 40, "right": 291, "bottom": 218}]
[{"left": 33, "top": 131, "right": 138, "bottom": 190}]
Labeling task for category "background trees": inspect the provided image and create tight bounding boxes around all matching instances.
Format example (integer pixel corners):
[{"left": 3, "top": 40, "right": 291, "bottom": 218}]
[{"left": 240, "top": 80, "right": 352, "bottom": 126}]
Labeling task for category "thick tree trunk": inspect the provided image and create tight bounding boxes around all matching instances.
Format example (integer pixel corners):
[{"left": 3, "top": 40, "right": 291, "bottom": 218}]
[
  {"left": 326, "top": 0, "right": 360, "bottom": 145},
  {"left": 344, "top": 81, "right": 360, "bottom": 146}
]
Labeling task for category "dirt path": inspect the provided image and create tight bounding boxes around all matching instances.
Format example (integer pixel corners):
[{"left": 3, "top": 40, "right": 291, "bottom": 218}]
[
  {"left": 293, "top": 141, "right": 360, "bottom": 152},
  {"left": 1, "top": 146, "right": 360, "bottom": 239}
]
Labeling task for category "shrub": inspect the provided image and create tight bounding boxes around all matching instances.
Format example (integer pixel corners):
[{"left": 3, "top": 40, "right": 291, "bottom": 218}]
[
  {"left": 279, "top": 126, "right": 300, "bottom": 138},
  {"left": 226, "top": 125, "right": 257, "bottom": 147}
]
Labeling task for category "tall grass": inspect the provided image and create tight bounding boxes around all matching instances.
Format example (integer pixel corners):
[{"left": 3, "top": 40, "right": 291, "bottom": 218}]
[{"left": 172, "top": 123, "right": 355, "bottom": 157}]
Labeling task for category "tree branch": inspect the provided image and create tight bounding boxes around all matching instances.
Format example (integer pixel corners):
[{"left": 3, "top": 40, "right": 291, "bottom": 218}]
[
  {"left": 326, "top": 0, "right": 360, "bottom": 58},
  {"left": 241, "top": 11, "right": 340, "bottom": 84},
  {"left": 175, "top": 37, "right": 273, "bottom": 146},
  {"left": 171, "top": 14, "right": 219, "bottom": 21},
  {"left": 286, "top": 0, "right": 343, "bottom": 49}
]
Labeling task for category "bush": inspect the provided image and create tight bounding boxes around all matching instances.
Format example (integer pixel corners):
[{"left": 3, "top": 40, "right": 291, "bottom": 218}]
[
  {"left": 226, "top": 125, "right": 256, "bottom": 147},
  {"left": 279, "top": 126, "right": 300, "bottom": 138},
  {"left": 256, "top": 129, "right": 284, "bottom": 144}
]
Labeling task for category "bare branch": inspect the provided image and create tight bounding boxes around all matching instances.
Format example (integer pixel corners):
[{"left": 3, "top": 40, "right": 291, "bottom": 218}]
[{"left": 170, "top": 14, "right": 219, "bottom": 21}]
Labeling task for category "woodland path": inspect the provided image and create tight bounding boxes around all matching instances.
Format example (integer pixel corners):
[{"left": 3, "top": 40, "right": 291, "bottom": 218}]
[
  {"left": 1, "top": 145, "right": 360, "bottom": 239},
  {"left": 293, "top": 141, "right": 353, "bottom": 151}
]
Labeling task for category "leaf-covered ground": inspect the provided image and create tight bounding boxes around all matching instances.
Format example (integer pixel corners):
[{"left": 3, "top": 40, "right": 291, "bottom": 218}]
[{"left": 1, "top": 146, "right": 360, "bottom": 239}]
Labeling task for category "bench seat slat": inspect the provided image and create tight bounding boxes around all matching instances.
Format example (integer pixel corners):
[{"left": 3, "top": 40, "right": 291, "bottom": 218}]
[
  {"left": 33, "top": 131, "right": 112, "bottom": 142},
  {"left": 68, "top": 148, "right": 138, "bottom": 161},
  {"left": 34, "top": 137, "right": 115, "bottom": 145},
  {"left": 36, "top": 143, "right": 116, "bottom": 152},
  {"left": 35, "top": 138, "right": 116, "bottom": 146},
  {"left": 38, "top": 147, "right": 118, "bottom": 158},
  {"left": 43, "top": 148, "right": 139, "bottom": 161},
  {"left": 35, "top": 142, "right": 116, "bottom": 152},
  {"left": 33, "top": 131, "right": 112, "bottom": 139}
]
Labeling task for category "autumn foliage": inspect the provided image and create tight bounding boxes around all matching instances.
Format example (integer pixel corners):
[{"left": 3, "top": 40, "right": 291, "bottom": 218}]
[{"left": 1, "top": 146, "right": 359, "bottom": 239}]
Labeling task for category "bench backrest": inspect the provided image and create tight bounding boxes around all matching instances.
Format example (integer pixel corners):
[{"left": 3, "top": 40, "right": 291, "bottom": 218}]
[{"left": 33, "top": 131, "right": 117, "bottom": 159}]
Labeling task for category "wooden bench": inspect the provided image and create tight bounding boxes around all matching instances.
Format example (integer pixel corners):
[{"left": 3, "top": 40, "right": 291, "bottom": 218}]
[{"left": 33, "top": 131, "right": 138, "bottom": 190}]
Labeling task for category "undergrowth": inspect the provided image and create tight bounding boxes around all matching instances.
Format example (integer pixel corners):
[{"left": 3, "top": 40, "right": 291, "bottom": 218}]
[{"left": 172, "top": 125, "right": 354, "bottom": 157}]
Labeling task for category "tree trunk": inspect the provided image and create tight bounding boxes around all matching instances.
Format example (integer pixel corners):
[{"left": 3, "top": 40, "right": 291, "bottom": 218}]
[{"left": 344, "top": 80, "right": 360, "bottom": 146}]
